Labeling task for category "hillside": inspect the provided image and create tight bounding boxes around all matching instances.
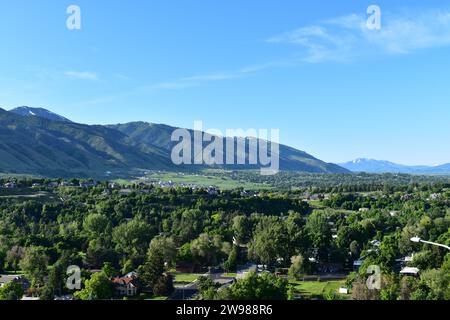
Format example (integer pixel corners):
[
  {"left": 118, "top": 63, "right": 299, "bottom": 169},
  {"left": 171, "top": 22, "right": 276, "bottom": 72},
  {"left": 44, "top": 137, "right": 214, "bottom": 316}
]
[
  {"left": 10, "top": 106, "right": 73, "bottom": 123},
  {"left": 0, "top": 107, "right": 349, "bottom": 177},
  {"left": 340, "top": 158, "right": 450, "bottom": 175},
  {"left": 109, "top": 122, "right": 349, "bottom": 173},
  {"left": 0, "top": 108, "right": 170, "bottom": 177}
]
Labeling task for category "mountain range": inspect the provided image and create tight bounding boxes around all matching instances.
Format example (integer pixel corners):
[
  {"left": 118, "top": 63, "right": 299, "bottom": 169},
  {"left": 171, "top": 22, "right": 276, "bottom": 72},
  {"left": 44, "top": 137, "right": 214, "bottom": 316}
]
[
  {"left": 340, "top": 158, "right": 450, "bottom": 175},
  {"left": 0, "top": 106, "right": 349, "bottom": 177},
  {"left": 10, "top": 106, "right": 73, "bottom": 123}
]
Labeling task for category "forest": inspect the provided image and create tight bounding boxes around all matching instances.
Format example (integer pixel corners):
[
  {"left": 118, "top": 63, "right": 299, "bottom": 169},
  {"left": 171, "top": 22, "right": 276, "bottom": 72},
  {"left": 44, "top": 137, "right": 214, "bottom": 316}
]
[{"left": 0, "top": 175, "right": 449, "bottom": 300}]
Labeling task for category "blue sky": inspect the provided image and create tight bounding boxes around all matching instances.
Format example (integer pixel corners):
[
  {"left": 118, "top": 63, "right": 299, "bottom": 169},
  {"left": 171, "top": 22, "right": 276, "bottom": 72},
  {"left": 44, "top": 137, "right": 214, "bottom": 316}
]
[{"left": 1, "top": 0, "right": 450, "bottom": 165}]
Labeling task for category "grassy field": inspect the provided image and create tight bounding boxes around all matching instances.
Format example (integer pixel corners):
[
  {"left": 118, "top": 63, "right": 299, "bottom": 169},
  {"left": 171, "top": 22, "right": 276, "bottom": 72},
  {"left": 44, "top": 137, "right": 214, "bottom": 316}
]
[
  {"left": 148, "top": 296, "right": 169, "bottom": 300},
  {"left": 222, "top": 273, "right": 237, "bottom": 278},
  {"left": 0, "top": 189, "right": 59, "bottom": 203},
  {"left": 307, "top": 200, "right": 326, "bottom": 208},
  {"left": 137, "top": 171, "right": 271, "bottom": 190},
  {"left": 172, "top": 272, "right": 204, "bottom": 287},
  {"left": 0, "top": 271, "right": 24, "bottom": 275},
  {"left": 291, "top": 280, "right": 349, "bottom": 299}
]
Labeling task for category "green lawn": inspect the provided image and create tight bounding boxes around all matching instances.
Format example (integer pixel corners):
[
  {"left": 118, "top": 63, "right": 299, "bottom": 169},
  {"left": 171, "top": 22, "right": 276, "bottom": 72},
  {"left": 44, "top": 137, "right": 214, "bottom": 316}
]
[
  {"left": 137, "top": 171, "right": 271, "bottom": 190},
  {"left": 291, "top": 280, "right": 349, "bottom": 299},
  {"left": 307, "top": 200, "right": 326, "bottom": 208},
  {"left": 222, "top": 273, "right": 237, "bottom": 278},
  {"left": 148, "top": 296, "right": 169, "bottom": 300},
  {"left": 172, "top": 273, "right": 204, "bottom": 284},
  {"left": 1, "top": 271, "right": 24, "bottom": 275}
]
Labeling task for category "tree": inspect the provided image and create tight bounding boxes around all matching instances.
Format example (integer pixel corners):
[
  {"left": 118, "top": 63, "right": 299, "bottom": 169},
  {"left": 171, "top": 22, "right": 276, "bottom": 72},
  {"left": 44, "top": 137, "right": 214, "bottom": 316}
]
[
  {"left": 139, "top": 244, "right": 173, "bottom": 296},
  {"left": 220, "top": 272, "right": 288, "bottom": 300},
  {"left": 148, "top": 236, "right": 177, "bottom": 268},
  {"left": 83, "top": 213, "right": 111, "bottom": 239},
  {"left": 411, "top": 269, "right": 450, "bottom": 300},
  {"left": 441, "top": 254, "right": 450, "bottom": 273},
  {"left": 288, "top": 255, "right": 306, "bottom": 280},
  {"left": 223, "top": 246, "right": 239, "bottom": 272},
  {"left": 285, "top": 211, "right": 307, "bottom": 257},
  {"left": 20, "top": 246, "right": 49, "bottom": 287},
  {"left": 178, "top": 243, "right": 194, "bottom": 265},
  {"left": 6, "top": 246, "right": 24, "bottom": 272},
  {"left": 112, "top": 218, "right": 155, "bottom": 267},
  {"left": 0, "top": 281, "right": 24, "bottom": 300},
  {"left": 305, "top": 210, "right": 331, "bottom": 258},
  {"left": 191, "top": 233, "right": 230, "bottom": 267},
  {"left": 102, "top": 262, "right": 118, "bottom": 278},
  {"left": 349, "top": 240, "right": 361, "bottom": 258},
  {"left": 139, "top": 246, "right": 165, "bottom": 288},
  {"left": 197, "top": 276, "right": 220, "bottom": 300},
  {"left": 410, "top": 250, "right": 440, "bottom": 270},
  {"left": 399, "top": 276, "right": 417, "bottom": 300},
  {"left": 75, "top": 271, "right": 113, "bottom": 300},
  {"left": 152, "top": 273, "right": 174, "bottom": 296},
  {"left": 84, "top": 239, "right": 117, "bottom": 269},
  {"left": 249, "top": 217, "right": 288, "bottom": 266},
  {"left": 175, "top": 209, "right": 206, "bottom": 243},
  {"left": 377, "top": 234, "right": 400, "bottom": 270},
  {"left": 351, "top": 277, "right": 380, "bottom": 300},
  {"left": 0, "top": 248, "right": 6, "bottom": 273},
  {"left": 233, "top": 215, "right": 253, "bottom": 244},
  {"left": 40, "top": 263, "right": 66, "bottom": 300}
]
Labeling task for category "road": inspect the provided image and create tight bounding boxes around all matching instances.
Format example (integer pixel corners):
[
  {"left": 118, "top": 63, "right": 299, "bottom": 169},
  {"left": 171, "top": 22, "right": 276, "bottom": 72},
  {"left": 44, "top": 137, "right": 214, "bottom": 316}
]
[{"left": 170, "top": 269, "right": 235, "bottom": 300}]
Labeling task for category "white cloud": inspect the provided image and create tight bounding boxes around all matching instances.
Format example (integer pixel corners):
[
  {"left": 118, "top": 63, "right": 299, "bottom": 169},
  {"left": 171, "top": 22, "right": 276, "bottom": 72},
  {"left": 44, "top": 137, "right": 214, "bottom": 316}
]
[
  {"left": 141, "top": 66, "right": 266, "bottom": 92},
  {"left": 268, "top": 8, "right": 450, "bottom": 63},
  {"left": 64, "top": 71, "right": 99, "bottom": 81},
  {"left": 82, "top": 66, "right": 266, "bottom": 105}
]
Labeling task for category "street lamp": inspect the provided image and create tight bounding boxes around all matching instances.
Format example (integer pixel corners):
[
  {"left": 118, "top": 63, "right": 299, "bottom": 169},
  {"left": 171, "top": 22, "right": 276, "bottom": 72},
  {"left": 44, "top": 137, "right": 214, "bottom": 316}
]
[{"left": 410, "top": 237, "right": 450, "bottom": 251}]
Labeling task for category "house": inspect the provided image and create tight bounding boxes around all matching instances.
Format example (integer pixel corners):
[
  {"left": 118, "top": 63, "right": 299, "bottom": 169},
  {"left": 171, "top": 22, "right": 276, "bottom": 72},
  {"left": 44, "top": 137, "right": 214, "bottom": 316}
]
[
  {"left": 112, "top": 273, "right": 139, "bottom": 297},
  {"left": 241, "top": 190, "right": 259, "bottom": 197},
  {"left": 47, "top": 181, "right": 59, "bottom": 188},
  {"left": 400, "top": 267, "right": 420, "bottom": 276},
  {"left": 119, "top": 189, "right": 133, "bottom": 196},
  {"left": 396, "top": 254, "right": 414, "bottom": 264},
  {"left": 394, "top": 254, "right": 415, "bottom": 272},
  {"left": 389, "top": 211, "right": 399, "bottom": 217},
  {"left": 158, "top": 180, "right": 174, "bottom": 188},
  {"left": 339, "top": 287, "right": 349, "bottom": 295},
  {"left": 108, "top": 182, "right": 120, "bottom": 189},
  {"left": 309, "top": 194, "right": 324, "bottom": 201},
  {"left": 353, "top": 259, "right": 364, "bottom": 272},
  {"left": 401, "top": 194, "right": 414, "bottom": 201},
  {"left": 370, "top": 240, "right": 381, "bottom": 247},
  {"left": 429, "top": 193, "right": 441, "bottom": 201},
  {"left": 207, "top": 187, "right": 219, "bottom": 196},
  {"left": 79, "top": 181, "right": 98, "bottom": 188},
  {"left": 3, "top": 182, "right": 16, "bottom": 189}
]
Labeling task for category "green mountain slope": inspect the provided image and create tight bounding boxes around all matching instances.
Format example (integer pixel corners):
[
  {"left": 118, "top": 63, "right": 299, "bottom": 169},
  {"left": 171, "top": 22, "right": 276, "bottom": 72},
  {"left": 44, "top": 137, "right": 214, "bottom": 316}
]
[
  {"left": 0, "top": 108, "right": 349, "bottom": 177},
  {"left": 0, "top": 109, "right": 170, "bottom": 177},
  {"left": 109, "top": 122, "right": 349, "bottom": 174}
]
